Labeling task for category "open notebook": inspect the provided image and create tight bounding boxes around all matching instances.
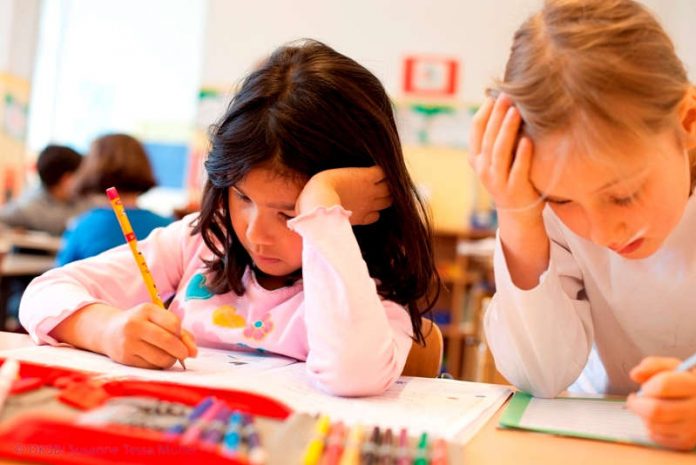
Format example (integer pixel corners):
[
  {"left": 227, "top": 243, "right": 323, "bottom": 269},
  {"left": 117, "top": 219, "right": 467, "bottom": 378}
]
[
  {"left": 499, "top": 392, "right": 661, "bottom": 448},
  {"left": 0, "top": 344, "right": 511, "bottom": 443}
]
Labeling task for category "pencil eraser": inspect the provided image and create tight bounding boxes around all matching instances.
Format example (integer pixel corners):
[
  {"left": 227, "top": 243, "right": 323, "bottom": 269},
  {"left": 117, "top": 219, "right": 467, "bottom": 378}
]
[{"left": 105, "top": 187, "right": 118, "bottom": 200}]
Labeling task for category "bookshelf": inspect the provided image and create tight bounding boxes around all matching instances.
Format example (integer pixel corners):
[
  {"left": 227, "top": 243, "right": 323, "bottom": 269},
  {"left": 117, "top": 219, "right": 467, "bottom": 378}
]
[{"left": 432, "top": 228, "right": 495, "bottom": 380}]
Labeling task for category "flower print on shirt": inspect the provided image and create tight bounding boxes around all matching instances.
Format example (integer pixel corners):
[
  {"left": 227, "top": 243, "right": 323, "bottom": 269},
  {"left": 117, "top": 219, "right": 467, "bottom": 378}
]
[{"left": 244, "top": 313, "right": 274, "bottom": 341}]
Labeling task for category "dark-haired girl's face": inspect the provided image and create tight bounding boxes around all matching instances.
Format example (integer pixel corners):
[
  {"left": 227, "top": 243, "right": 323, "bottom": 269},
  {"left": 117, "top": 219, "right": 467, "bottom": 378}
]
[{"left": 228, "top": 167, "right": 304, "bottom": 285}]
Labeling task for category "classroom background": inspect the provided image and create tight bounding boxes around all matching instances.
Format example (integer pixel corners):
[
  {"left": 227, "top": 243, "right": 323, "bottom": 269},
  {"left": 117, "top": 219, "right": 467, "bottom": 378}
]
[{"left": 0, "top": 0, "right": 694, "bottom": 381}]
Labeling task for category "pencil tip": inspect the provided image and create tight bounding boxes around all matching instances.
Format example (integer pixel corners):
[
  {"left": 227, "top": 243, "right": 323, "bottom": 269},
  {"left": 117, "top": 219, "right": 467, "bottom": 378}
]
[{"left": 179, "top": 359, "right": 187, "bottom": 370}]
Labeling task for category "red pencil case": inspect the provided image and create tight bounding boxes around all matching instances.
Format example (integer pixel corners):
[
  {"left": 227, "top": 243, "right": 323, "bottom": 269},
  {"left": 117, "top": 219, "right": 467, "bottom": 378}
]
[{"left": 0, "top": 358, "right": 292, "bottom": 465}]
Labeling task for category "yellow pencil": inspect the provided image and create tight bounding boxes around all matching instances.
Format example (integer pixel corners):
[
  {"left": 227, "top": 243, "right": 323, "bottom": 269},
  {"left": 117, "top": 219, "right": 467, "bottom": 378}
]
[{"left": 106, "top": 186, "right": 186, "bottom": 370}]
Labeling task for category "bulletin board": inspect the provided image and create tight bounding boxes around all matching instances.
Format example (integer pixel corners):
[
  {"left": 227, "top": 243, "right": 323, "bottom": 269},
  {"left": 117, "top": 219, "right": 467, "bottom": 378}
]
[{"left": 0, "top": 73, "right": 31, "bottom": 205}]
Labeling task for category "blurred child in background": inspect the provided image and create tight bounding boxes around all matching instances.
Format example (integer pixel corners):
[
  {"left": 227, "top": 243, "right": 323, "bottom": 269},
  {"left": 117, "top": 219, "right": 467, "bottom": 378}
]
[
  {"left": 57, "top": 134, "right": 172, "bottom": 265},
  {"left": 0, "top": 145, "right": 92, "bottom": 236}
]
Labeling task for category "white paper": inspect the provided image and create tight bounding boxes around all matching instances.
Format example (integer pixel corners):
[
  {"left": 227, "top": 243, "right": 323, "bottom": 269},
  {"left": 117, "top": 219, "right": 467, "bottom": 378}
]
[
  {"left": 519, "top": 397, "right": 655, "bottom": 445},
  {"left": 0, "top": 345, "right": 297, "bottom": 388},
  {"left": 234, "top": 363, "right": 511, "bottom": 442},
  {"left": 0, "top": 345, "right": 510, "bottom": 443}
]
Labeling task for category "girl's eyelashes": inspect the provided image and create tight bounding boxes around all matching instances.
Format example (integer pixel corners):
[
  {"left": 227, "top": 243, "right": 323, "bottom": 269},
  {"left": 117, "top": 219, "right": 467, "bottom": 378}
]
[
  {"left": 608, "top": 187, "right": 641, "bottom": 207},
  {"left": 544, "top": 197, "right": 571, "bottom": 205},
  {"left": 609, "top": 193, "right": 637, "bottom": 206},
  {"left": 544, "top": 190, "right": 641, "bottom": 207},
  {"left": 231, "top": 187, "right": 250, "bottom": 202},
  {"left": 278, "top": 212, "right": 295, "bottom": 220}
]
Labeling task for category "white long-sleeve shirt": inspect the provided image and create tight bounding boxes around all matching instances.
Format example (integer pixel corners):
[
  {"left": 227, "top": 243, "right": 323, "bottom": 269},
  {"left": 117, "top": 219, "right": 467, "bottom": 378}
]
[
  {"left": 20, "top": 207, "right": 413, "bottom": 397},
  {"left": 485, "top": 193, "right": 696, "bottom": 398}
]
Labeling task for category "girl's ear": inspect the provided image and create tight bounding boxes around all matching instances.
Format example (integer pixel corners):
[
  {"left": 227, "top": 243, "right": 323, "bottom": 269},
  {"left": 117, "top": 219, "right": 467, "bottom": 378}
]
[{"left": 679, "top": 86, "right": 696, "bottom": 150}]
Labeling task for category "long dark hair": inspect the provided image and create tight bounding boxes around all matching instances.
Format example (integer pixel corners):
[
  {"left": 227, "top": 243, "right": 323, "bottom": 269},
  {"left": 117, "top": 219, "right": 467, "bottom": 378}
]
[{"left": 192, "top": 39, "right": 440, "bottom": 343}]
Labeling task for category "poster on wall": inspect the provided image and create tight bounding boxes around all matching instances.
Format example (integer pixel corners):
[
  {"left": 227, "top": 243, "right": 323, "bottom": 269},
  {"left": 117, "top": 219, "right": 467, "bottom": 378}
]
[
  {"left": 2, "top": 94, "right": 28, "bottom": 141},
  {"left": 0, "top": 73, "right": 31, "bottom": 204},
  {"left": 402, "top": 55, "right": 459, "bottom": 97}
]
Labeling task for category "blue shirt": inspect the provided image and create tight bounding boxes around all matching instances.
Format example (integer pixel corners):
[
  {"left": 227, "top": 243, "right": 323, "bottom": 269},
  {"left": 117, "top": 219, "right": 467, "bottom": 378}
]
[{"left": 57, "top": 207, "right": 173, "bottom": 266}]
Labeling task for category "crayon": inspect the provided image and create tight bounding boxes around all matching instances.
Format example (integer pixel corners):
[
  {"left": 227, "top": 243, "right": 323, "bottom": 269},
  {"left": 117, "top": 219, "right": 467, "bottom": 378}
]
[
  {"left": 338, "top": 424, "right": 365, "bottom": 465},
  {"left": 166, "top": 396, "right": 214, "bottom": 436},
  {"left": 244, "top": 414, "right": 267, "bottom": 465},
  {"left": 395, "top": 428, "right": 410, "bottom": 465},
  {"left": 362, "top": 426, "right": 381, "bottom": 465},
  {"left": 200, "top": 406, "right": 231, "bottom": 447},
  {"left": 303, "top": 415, "right": 331, "bottom": 465},
  {"left": 378, "top": 428, "right": 394, "bottom": 465},
  {"left": 413, "top": 432, "right": 429, "bottom": 465},
  {"left": 180, "top": 399, "right": 225, "bottom": 445},
  {"left": 430, "top": 438, "right": 448, "bottom": 465},
  {"left": 222, "top": 411, "right": 244, "bottom": 458},
  {"left": 322, "top": 422, "right": 346, "bottom": 465}
]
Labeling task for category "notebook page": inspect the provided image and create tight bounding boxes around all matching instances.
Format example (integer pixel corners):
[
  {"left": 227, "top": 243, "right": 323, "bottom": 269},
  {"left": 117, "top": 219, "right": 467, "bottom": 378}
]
[
  {"left": 243, "top": 363, "right": 512, "bottom": 442},
  {"left": 519, "top": 397, "right": 655, "bottom": 445},
  {"left": 0, "top": 345, "right": 297, "bottom": 387}
]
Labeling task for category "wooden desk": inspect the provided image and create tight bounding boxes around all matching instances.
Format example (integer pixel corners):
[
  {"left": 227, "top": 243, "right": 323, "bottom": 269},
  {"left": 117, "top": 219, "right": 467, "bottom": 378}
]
[
  {"left": 0, "top": 333, "right": 691, "bottom": 464},
  {"left": 0, "top": 254, "right": 55, "bottom": 277},
  {"left": 6, "top": 230, "right": 62, "bottom": 254}
]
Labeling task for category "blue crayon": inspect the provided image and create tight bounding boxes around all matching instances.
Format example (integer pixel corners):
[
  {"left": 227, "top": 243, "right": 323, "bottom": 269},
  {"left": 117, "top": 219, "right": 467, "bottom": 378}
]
[
  {"left": 221, "top": 411, "right": 244, "bottom": 457},
  {"left": 166, "top": 396, "right": 215, "bottom": 437}
]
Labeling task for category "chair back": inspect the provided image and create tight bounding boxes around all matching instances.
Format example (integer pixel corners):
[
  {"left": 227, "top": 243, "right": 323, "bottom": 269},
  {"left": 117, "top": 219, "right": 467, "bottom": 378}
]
[{"left": 402, "top": 318, "right": 443, "bottom": 378}]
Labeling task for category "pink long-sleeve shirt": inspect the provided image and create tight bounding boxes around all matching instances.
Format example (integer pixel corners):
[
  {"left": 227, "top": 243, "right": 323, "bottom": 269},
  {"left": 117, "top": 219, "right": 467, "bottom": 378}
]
[{"left": 19, "top": 206, "right": 414, "bottom": 396}]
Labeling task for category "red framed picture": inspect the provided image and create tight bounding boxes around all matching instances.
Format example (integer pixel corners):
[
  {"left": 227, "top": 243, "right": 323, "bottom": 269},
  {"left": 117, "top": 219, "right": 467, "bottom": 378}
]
[{"left": 403, "top": 56, "right": 459, "bottom": 97}]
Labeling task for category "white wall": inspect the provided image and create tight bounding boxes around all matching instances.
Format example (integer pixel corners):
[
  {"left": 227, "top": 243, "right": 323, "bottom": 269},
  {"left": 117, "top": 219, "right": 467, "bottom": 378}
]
[
  {"left": 201, "top": 0, "right": 543, "bottom": 102},
  {"left": 0, "top": 0, "right": 15, "bottom": 72},
  {"left": 0, "top": 0, "right": 40, "bottom": 78},
  {"left": 643, "top": 0, "right": 696, "bottom": 80},
  {"left": 201, "top": 0, "right": 695, "bottom": 104}
]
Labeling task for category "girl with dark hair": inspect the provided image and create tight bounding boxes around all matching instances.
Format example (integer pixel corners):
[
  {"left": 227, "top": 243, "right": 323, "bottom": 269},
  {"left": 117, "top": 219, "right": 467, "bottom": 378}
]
[{"left": 20, "top": 40, "right": 440, "bottom": 396}]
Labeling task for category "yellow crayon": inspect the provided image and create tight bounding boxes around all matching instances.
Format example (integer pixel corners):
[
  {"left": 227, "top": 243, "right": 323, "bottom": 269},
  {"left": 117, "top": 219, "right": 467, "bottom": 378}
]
[
  {"left": 338, "top": 423, "right": 365, "bottom": 465},
  {"left": 303, "top": 415, "right": 331, "bottom": 465},
  {"left": 106, "top": 186, "right": 186, "bottom": 370}
]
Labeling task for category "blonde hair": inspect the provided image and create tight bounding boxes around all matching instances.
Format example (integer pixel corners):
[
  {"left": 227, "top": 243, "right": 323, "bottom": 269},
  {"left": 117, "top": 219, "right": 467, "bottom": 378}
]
[{"left": 497, "top": 0, "right": 695, "bottom": 187}]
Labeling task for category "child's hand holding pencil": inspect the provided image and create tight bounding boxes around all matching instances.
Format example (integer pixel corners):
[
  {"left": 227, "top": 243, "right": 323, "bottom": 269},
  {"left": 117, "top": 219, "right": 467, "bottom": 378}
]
[
  {"left": 105, "top": 187, "right": 197, "bottom": 370},
  {"left": 626, "top": 356, "right": 696, "bottom": 451},
  {"left": 99, "top": 302, "right": 198, "bottom": 370}
]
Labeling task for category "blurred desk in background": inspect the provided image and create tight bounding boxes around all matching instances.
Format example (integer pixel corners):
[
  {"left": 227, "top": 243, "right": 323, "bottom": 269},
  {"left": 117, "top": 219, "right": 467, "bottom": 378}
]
[
  {"left": 0, "top": 230, "right": 60, "bottom": 332},
  {"left": 6, "top": 230, "right": 61, "bottom": 254}
]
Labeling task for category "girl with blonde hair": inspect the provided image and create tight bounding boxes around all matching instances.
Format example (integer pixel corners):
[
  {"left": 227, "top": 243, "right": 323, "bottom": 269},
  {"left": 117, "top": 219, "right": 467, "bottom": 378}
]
[{"left": 470, "top": 0, "right": 696, "bottom": 450}]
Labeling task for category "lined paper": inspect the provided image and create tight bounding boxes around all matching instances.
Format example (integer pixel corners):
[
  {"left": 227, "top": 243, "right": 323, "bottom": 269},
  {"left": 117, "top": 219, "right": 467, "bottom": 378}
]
[{"left": 518, "top": 397, "right": 655, "bottom": 446}]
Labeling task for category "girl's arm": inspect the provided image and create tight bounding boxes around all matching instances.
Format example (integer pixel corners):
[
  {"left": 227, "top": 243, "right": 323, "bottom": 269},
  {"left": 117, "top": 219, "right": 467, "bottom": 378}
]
[
  {"left": 289, "top": 207, "right": 413, "bottom": 396},
  {"left": 468, "top": 95, "right": 593, "bottom": 397},
  {"left": 291, "top": 167, "right": 413, "bottom": 396},
  {"left": 485, "top": 210, "right": 594, "bottom": 398},
  {"left": 19, "top": 217, "right": 194, "bottom": 346}
]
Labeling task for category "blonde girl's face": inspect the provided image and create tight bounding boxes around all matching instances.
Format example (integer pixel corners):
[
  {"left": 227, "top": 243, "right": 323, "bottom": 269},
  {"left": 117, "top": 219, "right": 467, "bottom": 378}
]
[
  {"left": 228, "top": 166, "right": 304, "bottom": 279},
  {"left": 530, "top": 130, "right": 692, "bottom": 259}
]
